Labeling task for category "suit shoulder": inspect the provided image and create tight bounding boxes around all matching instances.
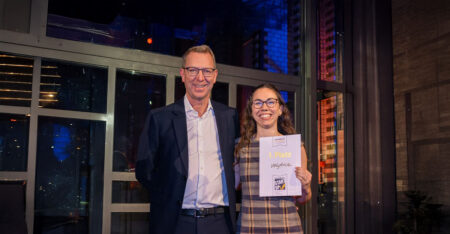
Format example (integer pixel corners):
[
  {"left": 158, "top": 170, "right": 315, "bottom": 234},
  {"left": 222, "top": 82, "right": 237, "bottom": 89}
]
[
  {"left": 212, "top": 100, "right": 237, "bottom": 112},
  {"left": 150, "top": 102, "right": 182, "bottom": 116},
  {"left": 145, "top": 102, "right": 184, "bottom": 125}
]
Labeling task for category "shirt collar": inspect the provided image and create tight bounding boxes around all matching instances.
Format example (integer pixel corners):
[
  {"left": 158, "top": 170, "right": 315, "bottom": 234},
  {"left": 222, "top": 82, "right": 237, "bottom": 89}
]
[{"left": 184, "top": 95, "right": 214, "bottom": 117}]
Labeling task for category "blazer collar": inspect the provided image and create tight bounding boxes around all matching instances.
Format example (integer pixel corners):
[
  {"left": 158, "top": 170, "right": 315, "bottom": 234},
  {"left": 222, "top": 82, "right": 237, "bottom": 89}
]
[
  {"left": 211, "top": 101, "right": 231, "bottom": 169},
  {"left": 172, "top": 99, "right": 189, "bottom": 176}
]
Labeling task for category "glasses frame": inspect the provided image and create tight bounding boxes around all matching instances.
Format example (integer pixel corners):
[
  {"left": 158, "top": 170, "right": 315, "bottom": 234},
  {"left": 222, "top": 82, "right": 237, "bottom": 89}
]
[
  {"left": 182, "top": 67, "right": 217, "bottom": 78},
  {"left": 252, "top": 98, "right": 279, "bottom": 109}
]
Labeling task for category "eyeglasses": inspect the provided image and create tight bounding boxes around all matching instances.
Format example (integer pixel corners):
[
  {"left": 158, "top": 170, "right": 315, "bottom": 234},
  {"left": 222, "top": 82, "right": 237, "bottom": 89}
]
[
  {"left": 252, "top": 98, "right": 278, "bottom": 109},
  {"left": 183, "top": 67, "right": 216, "bottom": 78}
]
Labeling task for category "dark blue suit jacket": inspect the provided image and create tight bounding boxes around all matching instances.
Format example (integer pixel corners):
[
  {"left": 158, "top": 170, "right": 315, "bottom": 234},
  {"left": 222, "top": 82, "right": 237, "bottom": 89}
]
[{"left": 136, "top": 98, "right": 239, "bottom": 234}]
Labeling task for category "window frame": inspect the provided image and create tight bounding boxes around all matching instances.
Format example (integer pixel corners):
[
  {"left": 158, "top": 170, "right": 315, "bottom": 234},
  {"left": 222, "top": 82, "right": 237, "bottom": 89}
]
[{"left": 0, "top": 1, "right": 306, "bottom": 233}]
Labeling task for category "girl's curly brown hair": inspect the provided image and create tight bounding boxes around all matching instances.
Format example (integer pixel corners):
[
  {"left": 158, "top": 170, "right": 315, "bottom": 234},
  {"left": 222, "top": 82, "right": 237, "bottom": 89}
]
[{"left": 234, "top": 83, "right": 296, "bottom": 163}]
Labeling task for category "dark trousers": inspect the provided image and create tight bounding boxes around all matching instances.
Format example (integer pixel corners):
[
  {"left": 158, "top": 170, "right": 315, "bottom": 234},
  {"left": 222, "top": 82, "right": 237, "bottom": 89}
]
[{"left": 174, "top": 213, "right": 232, "bottom": 234}]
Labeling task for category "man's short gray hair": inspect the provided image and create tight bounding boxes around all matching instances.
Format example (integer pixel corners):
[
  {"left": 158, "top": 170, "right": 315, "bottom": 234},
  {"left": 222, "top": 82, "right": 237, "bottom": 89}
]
[{"left": 181, "top": 45, "right": 216, "bottom": 68}]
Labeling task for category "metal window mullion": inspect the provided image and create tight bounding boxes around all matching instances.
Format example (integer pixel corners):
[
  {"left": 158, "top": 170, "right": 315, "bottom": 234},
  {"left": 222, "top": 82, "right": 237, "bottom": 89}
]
[
  {"left": 35, "top": 108, "right": 108, "bottom": 121},
  {"left": 110, "top": 204, "right": 150, "bottom": 213},
  {"left": 317, "top": 80, "right": 345, "bottom": 92},
  {"left": 228, "top": 81, "right": 237, "bottom": 108},
  {"left": 102, "top": 66, "right": 116, "bottom": 234},
  {"left": 0, "top": 105, "right": 30, "bottom": 115},
  {"left": 0, "top": 172, "right": 27, "bottom": 180},
  {"left": 25, "top": 57, "right": 41, "bottom": 234},
  {"left": 304, "top": 0, "right": 319, "bottom": 232},
  {"left": 29, "top": 0, "right": 48, "bottom": 38},
  {"left": 166, "top": 71, "right": 177, "bottom": 105},
  {"left": 111, "top": 172, "right": 137, "bottom": 181}
]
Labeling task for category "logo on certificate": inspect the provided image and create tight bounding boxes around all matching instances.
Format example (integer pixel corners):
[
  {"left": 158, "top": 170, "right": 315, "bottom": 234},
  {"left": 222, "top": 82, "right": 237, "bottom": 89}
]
[
  {"left": 272, "top": 174, "right": 288, "bottom": 195},
  {"left": 272, "top": 136, "right": 287, "bottom": 147}
]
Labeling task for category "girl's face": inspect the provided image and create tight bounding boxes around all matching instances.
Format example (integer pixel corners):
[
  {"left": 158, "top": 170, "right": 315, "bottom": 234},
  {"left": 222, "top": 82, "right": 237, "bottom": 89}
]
[{"left": 251, "top": 87, "right": 283, "bottom": 130}]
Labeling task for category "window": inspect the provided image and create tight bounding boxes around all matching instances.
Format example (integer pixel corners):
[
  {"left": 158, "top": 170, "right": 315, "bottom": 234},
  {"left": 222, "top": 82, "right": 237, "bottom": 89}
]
[
  {"left": 113, "top": 69, "right": 166, "bottom": 172},
  {"left": 40, "top": 60, "right": 107, "bottom": 112},
  {"left": 112, "top": 181, "right": 149, "bottom": 203},
  {"left": 0, "top": 53, "right": 34, "bottom": 107},
  {"left": 46, "top": 0, "right": 302, "bottom": 75},
  {"left": 111, "top": 212, "right": 149, "bottom": 234},
  {"left": 175, "top": 77, "right": 229, "bottom": 105},
  {"left": 317, "top": 91, "right": 344, "bottom": 234},
  {"left": 318, "top": 0, "right": 341, "bottom": 83},
  {"left": 0, "top": 113, "right": 29, "bottom": 171},
  {"left": 34, "top": 116, "right": 105, "bottom": 234}
]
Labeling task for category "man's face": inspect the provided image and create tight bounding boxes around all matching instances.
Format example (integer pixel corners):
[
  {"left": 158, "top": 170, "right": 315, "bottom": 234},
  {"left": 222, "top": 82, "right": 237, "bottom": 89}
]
[{"left": 180, "top": 52, "right": 217, "bottom": 102}]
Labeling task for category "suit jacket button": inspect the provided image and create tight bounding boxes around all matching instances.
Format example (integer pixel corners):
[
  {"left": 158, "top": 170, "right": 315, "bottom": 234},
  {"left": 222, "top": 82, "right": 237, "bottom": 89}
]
[{"left": 178, "top": 200, "right": 182, "bottom": 205}]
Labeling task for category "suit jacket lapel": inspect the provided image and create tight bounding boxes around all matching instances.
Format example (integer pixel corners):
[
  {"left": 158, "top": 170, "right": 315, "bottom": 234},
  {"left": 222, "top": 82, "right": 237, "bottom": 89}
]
[
  {"left": 172, "top": 100, "right": 189, "bottom": 176},
  {"left": 212, "top": 102, "right": 231, "bottom": 172}
]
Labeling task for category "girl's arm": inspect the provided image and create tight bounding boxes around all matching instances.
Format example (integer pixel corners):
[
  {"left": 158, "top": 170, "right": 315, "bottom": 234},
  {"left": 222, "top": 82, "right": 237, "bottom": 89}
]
[{"left": 295, "top": 145, "right": 312, "bottom": 204}]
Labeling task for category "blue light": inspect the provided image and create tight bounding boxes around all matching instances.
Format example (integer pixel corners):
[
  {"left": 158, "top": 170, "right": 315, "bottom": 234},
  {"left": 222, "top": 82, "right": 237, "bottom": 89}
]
[
  {"left": 52, "top": 125, "right": 71, "bottom": 162},
  {"left": 280, "top": 91, "right": 288, "bottom": 103},
  {"left": 265, "top": 27, "right": 288, "bottom": 73}
]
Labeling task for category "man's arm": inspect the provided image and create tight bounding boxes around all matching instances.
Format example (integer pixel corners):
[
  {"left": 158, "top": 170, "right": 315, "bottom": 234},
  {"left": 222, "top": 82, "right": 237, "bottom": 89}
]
[{"left": 135, "top": 111, "right": 159, "bottom": 189}]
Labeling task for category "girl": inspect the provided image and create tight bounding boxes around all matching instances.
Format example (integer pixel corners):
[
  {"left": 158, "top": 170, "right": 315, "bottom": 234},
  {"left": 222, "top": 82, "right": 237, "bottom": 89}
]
[{"left": 235, "top": 84, "right": 312, "bottom": 234}]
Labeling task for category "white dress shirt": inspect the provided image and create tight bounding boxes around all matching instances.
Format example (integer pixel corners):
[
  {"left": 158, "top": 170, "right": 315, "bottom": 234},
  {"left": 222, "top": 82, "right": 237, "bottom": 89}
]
[{"left": 182, "top": 96, "right": 229, "bottom": 208}]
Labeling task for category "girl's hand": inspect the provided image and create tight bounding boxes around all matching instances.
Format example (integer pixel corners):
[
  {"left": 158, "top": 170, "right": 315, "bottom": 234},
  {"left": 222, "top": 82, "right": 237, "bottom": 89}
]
[
  {"left": 294, "top": 166, "right": 312, "bottom": 204},
  {"left": 294, "top": 145, "right": 312, "bottom": 204},
  {"left": 295, "top": 167, "right": 312, "bottom": 187}
]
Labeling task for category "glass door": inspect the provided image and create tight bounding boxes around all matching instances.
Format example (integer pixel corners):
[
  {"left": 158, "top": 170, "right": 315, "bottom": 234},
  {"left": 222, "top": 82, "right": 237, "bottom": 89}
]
[
  {"left": 315, "top": 0, "right": 347, "bottom": 233},
  {"left": 317, "top": 90, "right": 345, "bottom": 234}
]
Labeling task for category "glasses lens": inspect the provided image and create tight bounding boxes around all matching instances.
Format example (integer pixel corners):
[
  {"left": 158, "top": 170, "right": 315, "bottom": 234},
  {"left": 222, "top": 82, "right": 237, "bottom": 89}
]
[
  {"left": 185, "top": 67, "right": 215, "bottom": 78},
  {"left": 186, "top": 68, "right": 199, "bottom": 76},
  {"left": 253, "top": 101, "right": 263, "bottom": 108},
  {"left": 202, "top": 68, "right": 213, "bottom": 77},
  {"left": 267, "top": 99, "right": 276, "bottom": 107}
]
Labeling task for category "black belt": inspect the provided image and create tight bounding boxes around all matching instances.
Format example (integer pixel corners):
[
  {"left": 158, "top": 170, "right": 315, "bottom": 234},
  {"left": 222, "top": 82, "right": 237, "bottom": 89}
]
[{"left": 180, "top": 206, "right": 226, "bottom": 218}]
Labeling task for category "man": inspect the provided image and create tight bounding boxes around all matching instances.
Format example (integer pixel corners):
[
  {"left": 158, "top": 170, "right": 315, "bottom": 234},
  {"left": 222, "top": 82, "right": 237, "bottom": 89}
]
[{"left": 136, "top": 45, "right": 239, "bottom": 234}]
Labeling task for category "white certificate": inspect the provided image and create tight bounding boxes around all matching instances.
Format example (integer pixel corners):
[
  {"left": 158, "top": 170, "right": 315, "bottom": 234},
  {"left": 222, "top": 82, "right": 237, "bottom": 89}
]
[{"left": 259, "top": 134, "right": 302, "bottom": 197}]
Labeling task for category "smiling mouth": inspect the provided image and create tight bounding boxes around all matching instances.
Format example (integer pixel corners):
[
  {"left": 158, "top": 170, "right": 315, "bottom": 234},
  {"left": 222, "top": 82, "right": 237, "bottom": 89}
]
[
  {"left": 259, "top": 113, "right": 272, "bottom": 120},
  {"left": 193, "top": 84, "right": 208, "bottom": 88}
]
